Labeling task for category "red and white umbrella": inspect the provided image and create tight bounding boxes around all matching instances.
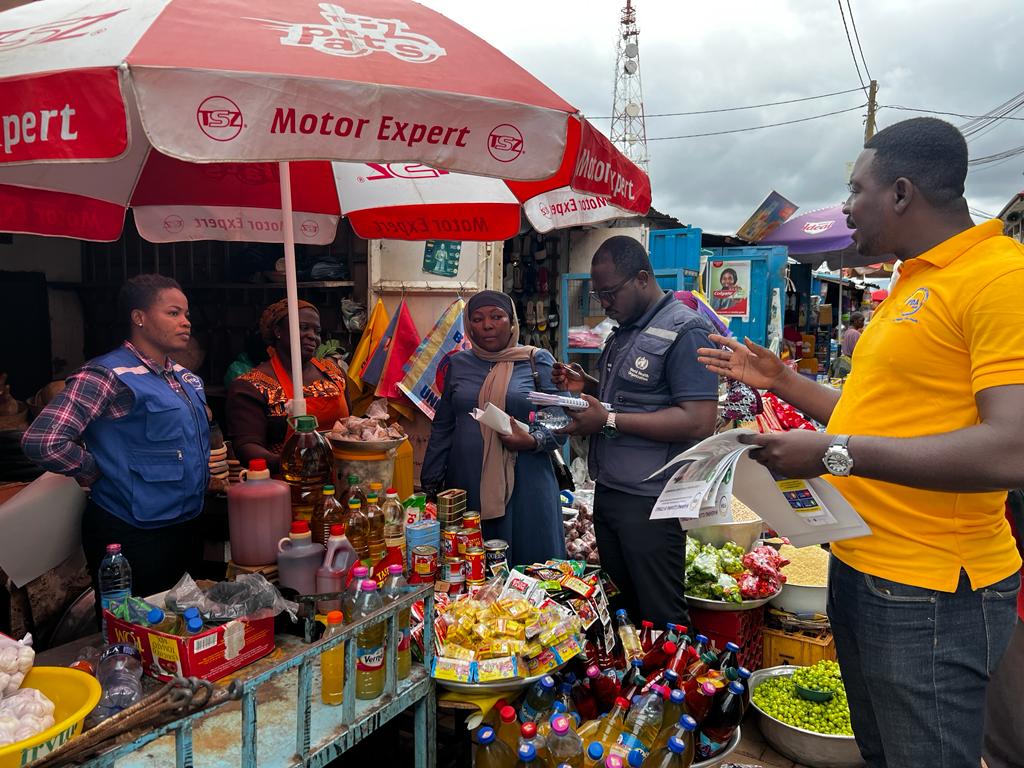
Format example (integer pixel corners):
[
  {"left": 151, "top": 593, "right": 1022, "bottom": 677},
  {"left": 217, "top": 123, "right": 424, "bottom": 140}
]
[{"left": 0, "top": 0, "right": 650, "bottom": 412}]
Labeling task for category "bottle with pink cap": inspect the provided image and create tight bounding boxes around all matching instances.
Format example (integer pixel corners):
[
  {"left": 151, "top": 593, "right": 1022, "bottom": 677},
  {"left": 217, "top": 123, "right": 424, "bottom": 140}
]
[{"left": 352, "top": 579, "right": 385, "bottom": 699}]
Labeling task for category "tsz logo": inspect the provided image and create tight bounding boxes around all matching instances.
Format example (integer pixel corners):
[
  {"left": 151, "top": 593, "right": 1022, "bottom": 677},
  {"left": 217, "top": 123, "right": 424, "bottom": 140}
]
[
  {"left": 0, "top": 10, "right": 126, "bottom": 51},
  {"left": 247, "top": 3, "right": 446, "bottom": 63},
  {"left": 196, "top": 96, "right": 243, "bottom": 142},
  {"left": 488, "top": 124, "right": 524, "bottom": 163},
  {"left": 162, "top": 215, "right": 184, "bottom": 234}
]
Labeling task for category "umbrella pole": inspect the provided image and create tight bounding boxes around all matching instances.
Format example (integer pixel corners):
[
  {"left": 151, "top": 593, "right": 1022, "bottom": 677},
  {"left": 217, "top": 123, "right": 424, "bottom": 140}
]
[{"left": 279, "top": 161, "right": 307, "bottom": 418}]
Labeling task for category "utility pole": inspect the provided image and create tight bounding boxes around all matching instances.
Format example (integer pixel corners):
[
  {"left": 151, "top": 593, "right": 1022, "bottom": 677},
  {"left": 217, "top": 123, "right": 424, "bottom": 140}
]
[
  {"left": 610, "top": 0, "right": 649, "bottom": 173},
  {"left": 864, "top": 80, "right": 878, "bottom": 142}
]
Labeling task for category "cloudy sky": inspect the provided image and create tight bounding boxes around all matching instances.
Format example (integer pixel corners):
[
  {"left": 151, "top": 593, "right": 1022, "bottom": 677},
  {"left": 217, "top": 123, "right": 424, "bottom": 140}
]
[{"left": 422, "top": 0, "right": 1023, "bottom": 233}]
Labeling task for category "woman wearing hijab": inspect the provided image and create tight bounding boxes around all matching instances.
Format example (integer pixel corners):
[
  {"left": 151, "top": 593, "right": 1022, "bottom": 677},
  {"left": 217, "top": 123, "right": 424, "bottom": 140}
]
[
  {"left": 226, "top": 299, "right": 349, "bottom": 473},
  {"left": 421, "top": 290, "right": 567, "bottom": 566}
]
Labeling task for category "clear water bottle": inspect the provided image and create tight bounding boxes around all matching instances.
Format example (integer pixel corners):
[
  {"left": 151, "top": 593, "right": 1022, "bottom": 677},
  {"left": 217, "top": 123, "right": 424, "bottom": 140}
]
[
  {"left": 98, "top": 543, "right": 132, "bottom": 636},
  {"left": 94, "top": 644, "right": 143, "bottom": 721},
  {"left": 530, "top": 408, "right": 571, "bottom": 430}
]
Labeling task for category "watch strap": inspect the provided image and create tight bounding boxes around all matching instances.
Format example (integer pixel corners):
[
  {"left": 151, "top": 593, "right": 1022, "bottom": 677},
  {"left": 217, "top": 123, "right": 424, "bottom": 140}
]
[{"left": 830, "top": 434, "right": 851, "bottom": 450}]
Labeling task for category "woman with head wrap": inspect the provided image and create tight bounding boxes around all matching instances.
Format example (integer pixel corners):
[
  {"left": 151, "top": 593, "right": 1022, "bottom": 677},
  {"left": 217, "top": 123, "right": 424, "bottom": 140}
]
[
  {"left": 226, "top": 299, "right": 349, "bottom": 473},
  {"left": 421, "top": 290, "right": 567, "bottom": 565}
]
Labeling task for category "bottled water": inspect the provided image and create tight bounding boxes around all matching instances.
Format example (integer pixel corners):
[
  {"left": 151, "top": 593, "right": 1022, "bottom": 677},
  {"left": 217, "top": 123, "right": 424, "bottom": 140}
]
[
  {"left": 94, "top": 644, "right": 143, "bottom": 721},
  {"left": 530, "top": 408, "right": 571, "bottom": 430},
  {"left": 98, "top": 543, "right": 132, "bottom": 636}
]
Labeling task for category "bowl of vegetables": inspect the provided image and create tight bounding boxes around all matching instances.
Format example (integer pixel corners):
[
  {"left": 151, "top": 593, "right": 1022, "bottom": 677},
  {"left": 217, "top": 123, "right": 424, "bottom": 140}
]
[
  {"left": 685, "top": 539, "right": 786, "bottom": 610},
  {"left": 749, "top": 662, "right": 864, "bottom": 768}
]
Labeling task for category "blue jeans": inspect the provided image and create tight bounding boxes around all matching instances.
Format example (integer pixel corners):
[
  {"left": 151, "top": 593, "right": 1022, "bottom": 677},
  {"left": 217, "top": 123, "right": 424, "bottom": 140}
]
[{"left": 827, "top": 556, "right": 1020, "bottom": 768}]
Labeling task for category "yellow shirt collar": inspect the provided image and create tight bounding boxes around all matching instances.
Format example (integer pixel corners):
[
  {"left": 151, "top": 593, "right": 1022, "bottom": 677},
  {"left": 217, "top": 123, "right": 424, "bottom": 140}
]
[{"left": 910, "top": 219, "right": 1004, "bottom": 270}]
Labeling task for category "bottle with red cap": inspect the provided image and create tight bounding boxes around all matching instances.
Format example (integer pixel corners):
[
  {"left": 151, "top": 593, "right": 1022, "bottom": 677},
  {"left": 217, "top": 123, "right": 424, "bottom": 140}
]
[
  {"left": 316, "top": 523, "right": 358, "bottom": 613},
  {"left": 277, "top": 520, "right": 323, "bottom": 595},
  {"left": 229, "top": 457, "right": 292, "bottom": 565},
  {"left": 640, "top": 638, "right": 678, "bottom": 677},
  {"left": 497, "top": 705, "right": 523, "bottom": 751},
  {"left": 320, "top": 610, "right": 345, "bottom": 705},
  {"left": 638, "top": 621, "right": 656, "bottom": 653},
  {"left": 518, "top": 721, "right": 552, "bottom": 766}
]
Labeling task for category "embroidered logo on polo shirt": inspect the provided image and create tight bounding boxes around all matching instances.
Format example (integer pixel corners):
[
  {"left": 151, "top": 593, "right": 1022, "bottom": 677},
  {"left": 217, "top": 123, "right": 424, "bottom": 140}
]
[
  {"left": 893, "top": 287, "right": 930, "bottom": 324},
  {"left": 181, "top": 372, "right": 204, "bottom": 390},
  {"left": 634, "top": 355, "right": 649, "bottom": 371},
  {"left": 626, "top": 355, "right": 651, "bottom": 383}
]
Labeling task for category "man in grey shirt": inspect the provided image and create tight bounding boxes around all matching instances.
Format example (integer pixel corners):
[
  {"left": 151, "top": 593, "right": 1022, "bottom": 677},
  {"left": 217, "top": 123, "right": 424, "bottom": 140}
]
[{"left": 556, "top": 237, "right": 718, "bottom": 626}]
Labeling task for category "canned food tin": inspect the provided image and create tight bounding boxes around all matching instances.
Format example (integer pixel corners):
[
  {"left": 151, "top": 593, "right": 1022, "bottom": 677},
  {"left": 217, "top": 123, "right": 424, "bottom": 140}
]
[
  {"left": 464, "top": 527, "right": 484, "bottom": 550},
  {"left": 411, "top": 545, "right": 438, "bottom": 582},
  {"left": 440, "top": 558, "right": 463, "bottom": 582},
  {"left": 442, "top": 525, "right": 461, "bottom": 560},
  {"left": 462, "top": 511, "right": 481, "bottom": 530},
  {"left": 456, "top": 528, "right": 472, "bottom": 556},
  {"left": 484, "top": 539, "right": 509, "bottom": 576},
  {"left": 466, "top": 579, "right": 486, "bottom": 590},
  {"left": 464, "top": 547, "right": 486, "bottom": 582}
]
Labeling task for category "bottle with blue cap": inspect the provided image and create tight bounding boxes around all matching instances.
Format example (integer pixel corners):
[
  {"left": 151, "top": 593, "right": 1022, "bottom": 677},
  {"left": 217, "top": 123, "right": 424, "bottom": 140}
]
[
  {"left": 650, "top": 714, "right": 697, "bottom": 767},
  {"left": 660, "top": 686, "right": 688, "bottom": 732},
  {"left": 515, "top": 743, "right": 539, "bottom": 767},
  {"left": 650, "top": 711, "right": 698, "bottom": 757},
  {"left": 145, "top": 607, "right": 181, "bottom": 635},
  {"left": 714, "top": 641, "right": 741, "bottom": 675},
  {"left": 583, "top": 741, "right": 604, "bottom": 768},
  {"left": 519, "top": 674, "right": 558, "bottom": 723},
  {"left": 696, "top": 681, "right": 744, "bottom": 759},
  {"left": 475, "top": 724, "right": 516, "bottom": 768},
  {"left": 615, "top": 609, "right": 643, "bottom": 664},
  {"left": 646, "top": 734, "right": 695, "bottom": 768}
]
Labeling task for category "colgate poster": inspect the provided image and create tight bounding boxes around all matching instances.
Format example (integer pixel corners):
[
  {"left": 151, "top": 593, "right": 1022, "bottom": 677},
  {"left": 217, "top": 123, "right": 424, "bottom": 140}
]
[{"left": 0, "top": 69, "right": 126, "bottom": 163}]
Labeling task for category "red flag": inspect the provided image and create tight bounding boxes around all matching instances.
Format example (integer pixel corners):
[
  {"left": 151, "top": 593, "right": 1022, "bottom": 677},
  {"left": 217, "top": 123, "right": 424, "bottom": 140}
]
[{"left": 376, "top": 300, "right": 421, "bottom": 400}]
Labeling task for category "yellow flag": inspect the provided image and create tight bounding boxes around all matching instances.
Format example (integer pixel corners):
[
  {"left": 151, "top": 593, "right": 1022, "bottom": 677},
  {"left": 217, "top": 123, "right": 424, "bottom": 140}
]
[{"left": 347, "top": 299, "right": 390, "bottom": 395}]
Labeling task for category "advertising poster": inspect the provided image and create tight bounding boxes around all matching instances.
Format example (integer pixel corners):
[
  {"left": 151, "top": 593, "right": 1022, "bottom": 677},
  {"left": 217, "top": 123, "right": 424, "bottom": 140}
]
[
  {"left": 709, "top": 260, "right": 751, "bottom": 319},
  {"left": 735, "top": 191, "right": 798, "bottom": 243},
  {"left": 422, "top": 239, "right": 461, "bottom": 277}
]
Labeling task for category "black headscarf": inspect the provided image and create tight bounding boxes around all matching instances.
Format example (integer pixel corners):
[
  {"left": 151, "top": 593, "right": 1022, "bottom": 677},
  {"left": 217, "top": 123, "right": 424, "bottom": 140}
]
[{"left": 466, "top": 290, "right": 515, "bottom": 320}]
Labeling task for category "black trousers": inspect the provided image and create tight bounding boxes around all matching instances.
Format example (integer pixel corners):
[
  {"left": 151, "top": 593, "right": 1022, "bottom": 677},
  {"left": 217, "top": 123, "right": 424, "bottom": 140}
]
[
  {"left": 83, "top": 498, "right": 203, "bottom": 628},
  {"left": 593, "top": 484, "right": 690, "bottom": 629}
]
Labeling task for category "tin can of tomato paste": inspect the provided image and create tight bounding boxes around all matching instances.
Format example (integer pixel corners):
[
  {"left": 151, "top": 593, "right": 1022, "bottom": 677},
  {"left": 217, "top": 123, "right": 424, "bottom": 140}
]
[
  {"left": 442, "top": 526, "right": 461, "bottom": 560},
  {"left": 464, "top": 547, "right": 486, "bottom": 582},
  {"left": 410, "top": 545, "right": 438, "bottom": 583},
  {"left": 456, "top": 528, "right": 473, "bottom": 556},
  {"left": 462, "top": 511, "right": 481, "bottom": 530},
  {"left": 463, "top": 526, "right": 484, "bottom": 550},
  {"left": 447, "top": 560, "right": 466, "bottom": 595},
  {"left": 484, "top": 539, "right": 509, "bottom": 577}
]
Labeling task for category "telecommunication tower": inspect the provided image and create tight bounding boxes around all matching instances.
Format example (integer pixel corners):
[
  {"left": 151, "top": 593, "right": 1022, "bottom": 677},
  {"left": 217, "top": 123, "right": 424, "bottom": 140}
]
[{"left": 609, "top": 0, "right": 649, "bottom": 173}]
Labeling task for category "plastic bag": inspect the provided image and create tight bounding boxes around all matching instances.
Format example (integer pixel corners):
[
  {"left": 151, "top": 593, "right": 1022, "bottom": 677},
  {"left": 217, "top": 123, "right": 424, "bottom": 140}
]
[
  {"left": 689, "top": 550, "right": 722, "bottom": 584},
  {"left": 685, "top": 536, "right": 701, "bottom": 569},
  {"left": 714, "top": 574, "right": 742, "bottom": 603},
  {"left": 0, "top": 634, "right": 34, "bottom": 698},
  {"left": 0, "top": 688, "right": 54, "bottom": 746},
  {"left": 165, "top": 574, "right": 298, "bottom": 623},
  {"left": 341, "top": 299, "right": 367, "bottom": 331}
]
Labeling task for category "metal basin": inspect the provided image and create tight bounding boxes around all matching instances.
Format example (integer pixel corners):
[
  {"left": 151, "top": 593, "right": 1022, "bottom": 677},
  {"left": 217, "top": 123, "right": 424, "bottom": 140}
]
[
  {"left": 693, "top": 724, "right": 741, "bottom": 767},
  {"left": 688, "top": 519, "right": 764, "bottom": 552},
  {"left": 749, "top": 666, "right": 865, "bottom": 768},
  {"left": 770, "top": 582, "right": 828, "bottom": 615}
]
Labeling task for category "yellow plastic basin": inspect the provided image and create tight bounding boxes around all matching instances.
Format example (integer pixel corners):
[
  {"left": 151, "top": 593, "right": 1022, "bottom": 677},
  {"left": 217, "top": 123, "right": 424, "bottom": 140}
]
[{"left": 0, "top": 666, "right": 102, "bottom": 767}]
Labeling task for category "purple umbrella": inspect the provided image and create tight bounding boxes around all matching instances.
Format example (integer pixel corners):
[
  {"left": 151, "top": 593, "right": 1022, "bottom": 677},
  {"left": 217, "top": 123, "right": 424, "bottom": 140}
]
[{"left": 760, "top": 204, "right": 853, "bottom": 255}]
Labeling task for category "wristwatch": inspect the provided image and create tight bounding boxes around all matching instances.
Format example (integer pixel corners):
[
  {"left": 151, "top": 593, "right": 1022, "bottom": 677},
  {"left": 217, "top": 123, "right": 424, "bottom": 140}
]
[
  {"left": 822, "top": 435, "right": 854, "bottom": 476},
  {"left": 601, "top": 410, "right": 619, "bottom": 439}
]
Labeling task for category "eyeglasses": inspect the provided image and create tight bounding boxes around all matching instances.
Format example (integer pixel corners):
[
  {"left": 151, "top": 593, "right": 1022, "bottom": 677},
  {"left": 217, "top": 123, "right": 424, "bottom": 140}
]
[{"left": 589, "top": 275, "right": 637, "bottom": 304}]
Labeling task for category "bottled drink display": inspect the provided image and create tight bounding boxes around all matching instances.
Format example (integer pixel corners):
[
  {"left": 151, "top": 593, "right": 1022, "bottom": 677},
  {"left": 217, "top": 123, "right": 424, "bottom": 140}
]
[
  {"left": 342, "top": 565, "right": 370, "bottom": 620},
  {"left": 316, "top": 524, "right": 355, "bottom": 613},
  {"left": 640, "top": 640, "right": 677, "bottom": 677},
  {"left": 98, "top": 543, "right": 132, "bottom": 636},
  {"left": 497, "top": 705, "right": 523, "bottom": 751},
  {"left": 364, "top": 491, "right": 386, "bottom": 563},
  {"left": 320, "top": 610, "right": 345, "bottom": 706},
  {"left": 345, "top": 497, "right": 370, "bottom": 560},
  {"left": 381, "top": 563, "right": 411, "bottom": 679},
  {"left": 615, "top": 610, "right": 643, "bottom": 665},
  {"left": 696, "top": 681, "right": 744, "bottom": 759},
  {"left": 228, "top": 458, "right": 292, "bottom": 563},
  {"left": 547, "top": 714, "right": 584, "bottom": 767},
  {"left": 277, "top": 520, "right": 322, "bottom": 596},
  {"left": 352, "top": 580, "right": 385, "bottom": 699},
  {"left": 94, "top": 644, "right": 143, "bottom": 721},
  {"left": 520, "top": 675, "right": 558, "bottom": 723},
  {"left": 312, "top": 484, "right": 348, "bottom": 547},
  {"left": 477, "top": 725, "right": 517, "bottom": 768},
  {"left": 280, "top": 414, "right": 333, "bottom": 523}
]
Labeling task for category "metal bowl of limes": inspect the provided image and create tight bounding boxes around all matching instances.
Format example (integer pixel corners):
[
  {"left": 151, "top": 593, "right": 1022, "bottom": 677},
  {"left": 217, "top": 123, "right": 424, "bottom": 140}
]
[{"left": 749, "top": 666, "right": 864, "bottom": 768}]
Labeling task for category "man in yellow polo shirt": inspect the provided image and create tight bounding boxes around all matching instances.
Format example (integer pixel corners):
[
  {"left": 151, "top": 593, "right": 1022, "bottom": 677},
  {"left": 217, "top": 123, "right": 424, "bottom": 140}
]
[{"left": 698, "top": 117, "right": 1023, "bottom": 768}]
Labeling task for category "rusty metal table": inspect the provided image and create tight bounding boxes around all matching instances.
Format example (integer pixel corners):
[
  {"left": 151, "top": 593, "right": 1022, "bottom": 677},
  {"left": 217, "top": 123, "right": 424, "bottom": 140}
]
[{"left": 68, "top": 585, "right": 435, "bottom": 768}]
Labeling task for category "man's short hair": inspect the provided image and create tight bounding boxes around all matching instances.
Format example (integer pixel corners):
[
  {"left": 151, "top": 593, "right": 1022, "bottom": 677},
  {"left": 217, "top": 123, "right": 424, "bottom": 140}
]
[
  {"left": 592, "top": 236, "right": 652, "bottom": 278},
  {"left": 864, "top": 117, "right": 967, "bottom": 207},
  {"left": 850, "top": 311, "right": 865, "bottom": 327}
]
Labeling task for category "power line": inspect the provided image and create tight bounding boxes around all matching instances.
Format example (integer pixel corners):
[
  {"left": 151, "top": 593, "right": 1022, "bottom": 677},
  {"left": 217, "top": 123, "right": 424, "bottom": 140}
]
[
  {"left": 648, "top": 103, "right": 866, "bottom": 141},
  {"left": 969, "top": 207, "right": 996, "bottom": 219},
  {"left": 837, "top": 0, "right": 867, "bottom": 93},
  {"left": 845, "top": 0, "right": 873, "bottom": 81},
  {"left": 968, "top": 145, "right": 1024, "bottom": 166},
  {"left": 587, "top": 87, "right": 864, "bottom": 120},
  {"left": 883, "top": 105, "right": 1024, "bottom": 122}
]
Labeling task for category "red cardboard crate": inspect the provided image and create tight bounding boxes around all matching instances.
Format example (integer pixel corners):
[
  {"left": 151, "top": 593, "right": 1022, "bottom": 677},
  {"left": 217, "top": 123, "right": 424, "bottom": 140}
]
[
  {"left": 690, "top": 605, "right": 765, "bottom": 671},
  {"left": 105, "top": 610, "right": 275, "bottom": 682}
]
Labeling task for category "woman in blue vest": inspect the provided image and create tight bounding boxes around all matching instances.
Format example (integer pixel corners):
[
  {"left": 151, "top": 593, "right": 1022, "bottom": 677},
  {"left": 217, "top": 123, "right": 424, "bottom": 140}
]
[{"left": 22, "top": 274, "right": 210, "bottom": 608}]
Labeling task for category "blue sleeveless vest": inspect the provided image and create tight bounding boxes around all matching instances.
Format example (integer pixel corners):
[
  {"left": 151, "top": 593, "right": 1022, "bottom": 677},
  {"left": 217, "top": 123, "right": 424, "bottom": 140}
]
[{"left": 85, "top": 346, "right": 209, "bottom": 528}]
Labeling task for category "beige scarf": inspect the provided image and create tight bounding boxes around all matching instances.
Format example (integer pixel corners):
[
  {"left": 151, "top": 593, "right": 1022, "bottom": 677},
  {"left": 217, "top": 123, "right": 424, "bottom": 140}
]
[{"left": 465, "top": 304, "right": 537, "bottom": 520}]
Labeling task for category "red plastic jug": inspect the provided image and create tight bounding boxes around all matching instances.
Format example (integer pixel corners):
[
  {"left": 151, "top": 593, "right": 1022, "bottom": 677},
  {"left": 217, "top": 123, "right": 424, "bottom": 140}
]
[{"left": 228, "top": 459, "right": 292, "bottom": 566}]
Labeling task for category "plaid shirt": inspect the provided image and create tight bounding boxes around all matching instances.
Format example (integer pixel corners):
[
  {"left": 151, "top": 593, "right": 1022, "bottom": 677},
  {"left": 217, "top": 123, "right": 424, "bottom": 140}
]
[{"left": 21, "top": 342, "right": 187, "bottom": 486}]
